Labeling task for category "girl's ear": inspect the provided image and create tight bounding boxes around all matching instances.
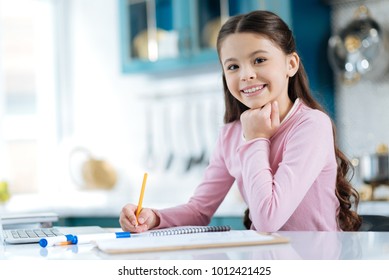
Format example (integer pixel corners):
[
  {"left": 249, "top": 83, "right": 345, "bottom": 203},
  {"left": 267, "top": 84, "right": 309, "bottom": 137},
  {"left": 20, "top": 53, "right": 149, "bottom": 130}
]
[{"left": 287, "top": 52, "right": 299, "bottom": 77}]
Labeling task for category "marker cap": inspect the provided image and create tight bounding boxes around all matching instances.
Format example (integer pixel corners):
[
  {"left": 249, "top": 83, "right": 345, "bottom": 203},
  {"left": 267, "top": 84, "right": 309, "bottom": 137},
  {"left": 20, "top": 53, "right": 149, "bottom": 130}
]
[
  {"left": 39, "top": 239, "right": 47, "bottom": 248},
  {"left": 115, "top": 232, "right": 131, "bottom": 238},
  {"left": 39, "top": 234, "right": 74, "bottom": 248}
]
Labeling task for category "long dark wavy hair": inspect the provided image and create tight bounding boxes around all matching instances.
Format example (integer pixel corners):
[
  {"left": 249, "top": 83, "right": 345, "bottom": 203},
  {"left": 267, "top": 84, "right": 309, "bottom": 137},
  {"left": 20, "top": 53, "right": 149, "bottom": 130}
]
[{"left": 216, "top": 10, "right": 362, "bottom": 231}]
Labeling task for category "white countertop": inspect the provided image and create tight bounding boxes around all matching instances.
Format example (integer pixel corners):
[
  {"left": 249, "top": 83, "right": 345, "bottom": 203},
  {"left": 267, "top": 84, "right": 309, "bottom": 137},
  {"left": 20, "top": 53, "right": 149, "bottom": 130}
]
[{"left": 1, "top": 230, "right": 389, "bottom": 260}]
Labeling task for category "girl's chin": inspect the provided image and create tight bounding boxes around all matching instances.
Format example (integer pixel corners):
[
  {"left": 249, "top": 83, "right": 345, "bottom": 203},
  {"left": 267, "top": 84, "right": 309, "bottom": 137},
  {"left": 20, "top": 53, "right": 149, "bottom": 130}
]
[{"left": 244, "top": 102, "right": 264, "bottom": 110}]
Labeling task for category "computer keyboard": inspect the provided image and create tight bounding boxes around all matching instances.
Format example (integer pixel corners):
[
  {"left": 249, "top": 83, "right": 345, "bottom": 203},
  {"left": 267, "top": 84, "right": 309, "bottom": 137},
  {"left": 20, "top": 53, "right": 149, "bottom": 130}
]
[{"left": 3, "top": 228, "right": 64, "bottom": 244}]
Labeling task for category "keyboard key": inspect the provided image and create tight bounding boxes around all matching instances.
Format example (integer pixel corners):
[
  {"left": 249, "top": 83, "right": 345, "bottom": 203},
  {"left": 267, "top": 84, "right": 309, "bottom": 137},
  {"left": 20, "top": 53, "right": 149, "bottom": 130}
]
[
  {"left": 26, "top": 230, "right": 38, "bottom": 237},
  {"left": 34, "top": 232, "right": 47, "bottom": 237},
  {"left": 16, "top": 230, "right": 29, "bottom": 238}
]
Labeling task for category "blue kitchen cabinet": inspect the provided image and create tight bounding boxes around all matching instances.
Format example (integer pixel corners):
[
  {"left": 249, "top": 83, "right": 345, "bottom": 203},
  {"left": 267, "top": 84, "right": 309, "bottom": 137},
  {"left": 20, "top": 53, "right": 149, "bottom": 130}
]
[
  {"left": 118, "top": 0, "right": 291, "bottom": 74},
  {"left": 209, "top": 216, "right": 246, "bottom": 230},
  {"left": 55, "top": 217, "right": 122, "bottom": 228},
  {"left": 55, "top": 216, "right": 246, "bottom": 230},
  {"left": 290, "top": 0, "right": 334, "bottom": 119}
]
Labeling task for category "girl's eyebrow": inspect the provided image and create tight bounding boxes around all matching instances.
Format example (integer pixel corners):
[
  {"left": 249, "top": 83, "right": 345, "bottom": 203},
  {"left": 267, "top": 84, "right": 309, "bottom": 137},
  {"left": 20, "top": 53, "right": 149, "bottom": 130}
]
[
  {"left": 223, "top": 57, "right": 236, "bottom": 66},
  {"left": 223, "top": 49, "right": 269, "bottom": 66}
]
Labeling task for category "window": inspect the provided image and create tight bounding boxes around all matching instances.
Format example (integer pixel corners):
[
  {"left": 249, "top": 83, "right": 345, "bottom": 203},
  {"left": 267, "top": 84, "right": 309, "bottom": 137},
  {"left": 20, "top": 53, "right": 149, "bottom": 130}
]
[{"left": 0, "top": 0, "right": 65, "bottom": 195}]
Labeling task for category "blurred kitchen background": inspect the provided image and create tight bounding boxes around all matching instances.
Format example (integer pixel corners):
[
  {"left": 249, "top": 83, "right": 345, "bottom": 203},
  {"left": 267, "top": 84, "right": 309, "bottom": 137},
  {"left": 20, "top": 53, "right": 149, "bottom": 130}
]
[{"left": 1, "top": 0, "right": 389, "bottom": 229}]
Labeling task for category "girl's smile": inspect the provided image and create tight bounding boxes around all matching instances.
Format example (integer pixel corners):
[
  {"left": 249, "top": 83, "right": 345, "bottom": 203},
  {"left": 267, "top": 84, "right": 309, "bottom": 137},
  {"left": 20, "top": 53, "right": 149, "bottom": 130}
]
[{"left": 241, "top": 84, "right": 267, "bottom": 97}]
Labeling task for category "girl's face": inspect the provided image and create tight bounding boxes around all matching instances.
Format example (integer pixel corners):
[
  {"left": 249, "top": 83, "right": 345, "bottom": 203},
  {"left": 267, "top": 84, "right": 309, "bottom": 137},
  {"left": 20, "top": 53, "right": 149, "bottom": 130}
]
[{"left": 220, "top": 32, "right": 299, "bottom": 114}]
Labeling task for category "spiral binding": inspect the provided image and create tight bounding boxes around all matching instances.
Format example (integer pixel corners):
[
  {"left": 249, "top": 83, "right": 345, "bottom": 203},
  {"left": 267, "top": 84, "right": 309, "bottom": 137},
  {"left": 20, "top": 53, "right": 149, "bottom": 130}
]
[{"left": 149, "top": 225, "right": 231, "bottom": 237}]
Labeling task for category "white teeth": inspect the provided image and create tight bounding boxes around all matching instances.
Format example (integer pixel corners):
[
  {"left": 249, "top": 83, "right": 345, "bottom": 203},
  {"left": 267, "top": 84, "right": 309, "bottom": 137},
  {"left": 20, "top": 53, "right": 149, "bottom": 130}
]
[{"left": 243, "top": 86, "right": 262, "bottom": 93}]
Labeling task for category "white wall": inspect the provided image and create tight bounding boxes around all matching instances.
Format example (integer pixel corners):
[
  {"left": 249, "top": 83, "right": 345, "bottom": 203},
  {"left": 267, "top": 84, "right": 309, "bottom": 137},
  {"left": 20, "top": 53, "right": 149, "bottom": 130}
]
[
  {"left": 332, "top": 1, "right": 389, "bottom": 190},
  {"left": 64, "top": 0, "right": 240, "bottom": 207}
]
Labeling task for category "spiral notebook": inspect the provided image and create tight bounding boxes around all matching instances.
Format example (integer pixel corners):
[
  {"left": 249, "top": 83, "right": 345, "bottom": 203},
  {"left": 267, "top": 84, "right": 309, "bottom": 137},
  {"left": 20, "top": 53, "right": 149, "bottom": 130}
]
[
  {"left": 96, "top": 228, "right": 289, "bottom": 254},
  {"left": 136, "top": 225, "right": 231, "bottom": 237}
]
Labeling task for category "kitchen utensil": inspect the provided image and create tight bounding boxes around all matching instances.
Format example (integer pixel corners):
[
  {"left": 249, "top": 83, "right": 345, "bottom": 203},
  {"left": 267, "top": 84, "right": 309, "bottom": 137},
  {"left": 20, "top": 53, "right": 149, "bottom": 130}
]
[
  {"left": 133, "top": 28, "right": 178, "bottom": 60},
  {"left": 184, "top": 97, "right": 204, "bottom": 172},
  {"left": 163, "top": 101, "right": 174, "bottom": 171},
  {"left": 202, "top": 17, "right": 222, "bottom": 48},
  {"left": 353, "top": 144, "right": 389, "bottom": 185},
  {"left": 328, "top": 5, "right": 389, "bottom": 84},
  {"left": 69, "top": 147, "right": 117, "bottom": 190},
  {"left": 169, "top": 98, "right": 190, "bottom": 174},
  {"left": 133, "top": 28, "right": 168, "bottom": 60},
  {"left": 357, "top": 153, "right": 389, "bottom": 185}
]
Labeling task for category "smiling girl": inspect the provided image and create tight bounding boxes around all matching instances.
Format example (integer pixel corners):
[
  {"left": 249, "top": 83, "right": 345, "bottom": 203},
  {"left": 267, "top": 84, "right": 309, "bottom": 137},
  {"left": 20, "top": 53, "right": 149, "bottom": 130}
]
[{"left": 120, "top": 10, "right": 362, "bottom": 232}]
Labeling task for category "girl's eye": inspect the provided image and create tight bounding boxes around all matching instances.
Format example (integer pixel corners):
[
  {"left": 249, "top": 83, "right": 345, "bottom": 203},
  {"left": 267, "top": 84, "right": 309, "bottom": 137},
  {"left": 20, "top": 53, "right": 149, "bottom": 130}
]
[
  {"left": 254, "top": 57, "right": 265, "bottom": 64},
  {"left": 227, "top": 64, "right": 239, "bottom": 71}
]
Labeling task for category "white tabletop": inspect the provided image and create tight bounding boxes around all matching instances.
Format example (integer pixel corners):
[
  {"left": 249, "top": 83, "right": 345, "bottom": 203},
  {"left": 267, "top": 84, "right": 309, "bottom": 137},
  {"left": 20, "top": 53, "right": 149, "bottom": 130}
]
[{"left": 1, "top": 230, "right": 389, "bottom": 260}]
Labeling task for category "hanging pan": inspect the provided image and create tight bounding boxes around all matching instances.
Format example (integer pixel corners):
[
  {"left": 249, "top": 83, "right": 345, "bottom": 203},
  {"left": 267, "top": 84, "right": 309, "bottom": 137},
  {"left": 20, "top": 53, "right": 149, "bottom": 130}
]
[{"left": 328, "top": 5, "right": 389, "bottom": 84}]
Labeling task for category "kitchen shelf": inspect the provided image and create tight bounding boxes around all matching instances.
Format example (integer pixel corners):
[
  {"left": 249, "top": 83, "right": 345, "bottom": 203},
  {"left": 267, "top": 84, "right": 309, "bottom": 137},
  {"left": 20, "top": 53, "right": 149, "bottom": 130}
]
[
  {"left": 118, "top": 0, "right": 291, "bottom": 74},
  {"left": 322, "top": 0, "right": 382, "bottom": 6}
]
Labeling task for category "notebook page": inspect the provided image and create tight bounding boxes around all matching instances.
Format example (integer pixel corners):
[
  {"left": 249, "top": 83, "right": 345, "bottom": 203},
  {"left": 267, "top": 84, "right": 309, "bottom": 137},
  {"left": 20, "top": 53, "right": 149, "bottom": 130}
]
[{"left": 96, "top": 230, "right": 286, "bottom": 254}]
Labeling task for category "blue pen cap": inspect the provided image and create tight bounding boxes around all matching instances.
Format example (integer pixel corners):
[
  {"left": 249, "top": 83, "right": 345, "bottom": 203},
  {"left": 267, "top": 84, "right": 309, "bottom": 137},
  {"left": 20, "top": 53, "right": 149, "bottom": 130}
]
[
  {"left": 39, "top": 239, "right": 48, "bottom": 248},
  {"left": 115, "top": 232, "right": 131, "bottom": 238},
  {"left": 65, "top": 234, "right": 74, "bottom": 241},
  {"left": 39, "top": 234, "right": 73, "bottom": 248}
]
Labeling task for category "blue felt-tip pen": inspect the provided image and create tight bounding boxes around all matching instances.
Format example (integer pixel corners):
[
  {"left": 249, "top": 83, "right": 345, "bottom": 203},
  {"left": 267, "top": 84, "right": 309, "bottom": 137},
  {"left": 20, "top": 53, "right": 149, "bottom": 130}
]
[
  {"left": 71, "top": 232, "right": 131, "bottom": 245},
  {"left": 39, "top": 234, "right": 74, "bottom": 248}
]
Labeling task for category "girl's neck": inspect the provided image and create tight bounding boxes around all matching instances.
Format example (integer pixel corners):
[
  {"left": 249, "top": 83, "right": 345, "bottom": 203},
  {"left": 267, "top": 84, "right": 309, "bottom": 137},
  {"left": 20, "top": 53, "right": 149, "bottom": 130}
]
[{"left": 278, "top": 97, "right": 294, "bottom": 123}]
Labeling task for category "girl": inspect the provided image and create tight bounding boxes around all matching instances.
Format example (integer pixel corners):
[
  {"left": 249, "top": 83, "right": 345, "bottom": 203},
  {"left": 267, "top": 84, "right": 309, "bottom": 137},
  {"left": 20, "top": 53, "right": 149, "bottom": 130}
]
[{"left": 120, "top": 10, "right": 361, "bottom": 232}]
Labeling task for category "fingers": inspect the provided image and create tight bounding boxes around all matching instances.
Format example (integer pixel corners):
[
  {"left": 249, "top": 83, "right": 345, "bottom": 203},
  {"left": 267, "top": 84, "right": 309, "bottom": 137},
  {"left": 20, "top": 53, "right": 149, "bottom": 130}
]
[
  {"left": 240, "top": 101, "right": 280, "bottom": 140},
  {"left": 119, "top": 204, "right": 144, "bottom": 232},
  {"left": 143, "top": 209, "right": 160, "bottom": 229},
  {"left": 119, "top": 204, "right": 158, "bottom": 233},
  {"left": 119, "top": 212, "right": 136, "bottom": 232},
  {"left": 119, "top": 204, "right": 136, "bottom": 232},
  {"left": 123, "top": 204, "right": 138, "bottom": 224},
  {"left": 138, "top": 208, "right": 159, "bottom": 229}
]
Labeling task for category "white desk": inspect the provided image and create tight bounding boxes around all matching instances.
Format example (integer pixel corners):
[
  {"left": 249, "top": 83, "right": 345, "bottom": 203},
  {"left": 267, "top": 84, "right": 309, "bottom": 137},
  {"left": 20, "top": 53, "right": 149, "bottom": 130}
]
[{"left": 1, "top": 231, "right": 389, "bottom": 260}]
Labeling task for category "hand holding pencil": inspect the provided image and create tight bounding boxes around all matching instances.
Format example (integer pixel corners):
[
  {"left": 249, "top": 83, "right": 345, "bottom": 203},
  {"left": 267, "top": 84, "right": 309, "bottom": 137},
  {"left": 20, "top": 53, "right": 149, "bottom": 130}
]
[{"left": 119, "top": 172, "right": 160, "bottom": 233}]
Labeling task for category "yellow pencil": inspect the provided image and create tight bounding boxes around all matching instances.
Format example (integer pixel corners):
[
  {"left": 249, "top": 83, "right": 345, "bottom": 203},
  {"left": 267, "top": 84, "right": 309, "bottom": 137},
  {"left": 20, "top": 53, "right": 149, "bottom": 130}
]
[{"left": 135, "top": 172, "right": 148, "bottom": 224}]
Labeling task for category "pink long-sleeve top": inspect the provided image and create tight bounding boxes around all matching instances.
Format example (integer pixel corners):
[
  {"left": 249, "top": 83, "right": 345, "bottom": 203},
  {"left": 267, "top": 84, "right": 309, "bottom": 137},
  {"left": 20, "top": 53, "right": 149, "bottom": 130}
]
[{"left": 155, "top": 99, "right": 340, "bottom": 231}]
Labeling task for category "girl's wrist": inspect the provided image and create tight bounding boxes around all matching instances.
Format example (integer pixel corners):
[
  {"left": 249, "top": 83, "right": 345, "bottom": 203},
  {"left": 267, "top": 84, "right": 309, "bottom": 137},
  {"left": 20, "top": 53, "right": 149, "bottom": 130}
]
[{"left": 150, "top": 209, "right": 161, "bottom": 229}]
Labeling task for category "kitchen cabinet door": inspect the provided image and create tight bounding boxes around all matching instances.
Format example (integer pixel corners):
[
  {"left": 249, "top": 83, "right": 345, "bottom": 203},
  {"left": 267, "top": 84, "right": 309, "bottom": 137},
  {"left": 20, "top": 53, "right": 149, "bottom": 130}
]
[{"left": 118, "top": 0, "right": 291, "bottom": 74}]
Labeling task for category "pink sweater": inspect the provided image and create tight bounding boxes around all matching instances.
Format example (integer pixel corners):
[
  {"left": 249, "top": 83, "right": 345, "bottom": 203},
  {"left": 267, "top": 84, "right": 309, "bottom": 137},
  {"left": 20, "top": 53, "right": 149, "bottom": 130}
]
[{"left": 156, "top": 100, "right": 340, "bottom": 231}]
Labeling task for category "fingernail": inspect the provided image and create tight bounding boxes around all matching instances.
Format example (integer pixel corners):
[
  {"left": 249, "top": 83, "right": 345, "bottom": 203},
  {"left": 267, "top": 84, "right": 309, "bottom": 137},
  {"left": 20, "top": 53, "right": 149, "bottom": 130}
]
[{"left": 138, "top": 217, "right": 145, "bottom": 224}]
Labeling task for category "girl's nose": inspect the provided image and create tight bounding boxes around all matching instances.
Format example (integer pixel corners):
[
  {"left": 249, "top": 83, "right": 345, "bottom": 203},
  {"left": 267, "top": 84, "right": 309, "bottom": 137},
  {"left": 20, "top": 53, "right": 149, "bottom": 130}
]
[{"left": 241, "top": 66, "right": 256, "bottom": 81}]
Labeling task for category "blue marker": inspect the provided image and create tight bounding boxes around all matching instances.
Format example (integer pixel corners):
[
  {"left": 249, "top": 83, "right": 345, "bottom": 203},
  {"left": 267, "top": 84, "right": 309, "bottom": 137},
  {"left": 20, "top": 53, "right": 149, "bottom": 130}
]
[
  {"left": 39, "top": 234, "right": 74, "bottom": 248},
  {"left": 71, "top": 232, "right": 130, "bottom": 245}
]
